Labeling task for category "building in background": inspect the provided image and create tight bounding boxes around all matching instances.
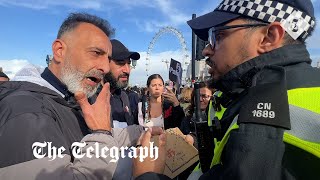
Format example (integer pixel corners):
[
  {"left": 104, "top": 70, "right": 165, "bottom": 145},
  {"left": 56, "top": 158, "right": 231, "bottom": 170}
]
[{"left": 185, "top": 58, "right": 210, "bottom": 85}]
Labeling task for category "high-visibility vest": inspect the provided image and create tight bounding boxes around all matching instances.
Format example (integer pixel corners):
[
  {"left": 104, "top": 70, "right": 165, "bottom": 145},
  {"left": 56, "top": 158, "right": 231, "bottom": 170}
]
[
  {"left": 190, "top": 87, "right": 320, "bottom": 179},
  {"left": 208, "top": 91, "right": 226, "bottom": 126},
  {"left": 211, "top": 87, "right": 320, "bottom": 173}
]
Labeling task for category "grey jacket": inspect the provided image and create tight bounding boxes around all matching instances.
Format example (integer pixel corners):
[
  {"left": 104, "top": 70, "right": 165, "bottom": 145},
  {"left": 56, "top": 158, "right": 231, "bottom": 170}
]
[{"left": 0, "top": 65, "right": 144, "bottom": 180}]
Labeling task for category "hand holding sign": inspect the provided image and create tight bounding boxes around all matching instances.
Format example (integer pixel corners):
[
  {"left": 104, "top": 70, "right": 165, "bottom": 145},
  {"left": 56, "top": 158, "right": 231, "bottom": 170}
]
[
  {"left": 151, "top": 128, "right": 199, "bottom": 179},
  {"left": 133, "top": 127, "right": 167, "bottom": 178}
]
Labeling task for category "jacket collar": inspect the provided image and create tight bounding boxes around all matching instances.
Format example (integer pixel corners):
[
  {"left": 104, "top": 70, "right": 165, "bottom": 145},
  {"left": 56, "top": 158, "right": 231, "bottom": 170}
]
[
  {"left": 213, "top": 44, "right": 311, "bottom": 96},
  {"left": 113, "top": 88, "right": 122, "bottom": 96},
  {"left": 41, "top": 68, "right": 74, "bottom": 101}
]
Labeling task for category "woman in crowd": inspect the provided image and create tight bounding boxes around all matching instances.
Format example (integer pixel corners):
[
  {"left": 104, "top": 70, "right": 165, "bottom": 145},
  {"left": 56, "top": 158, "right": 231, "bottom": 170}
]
[
  {"left": 180, "top": 82, "right": 214, "bottom": 136},
  {"left": 178, "top": 82, "right": 214, "bottom": 179},
  {"left": 136, "top": 74, "right": 185, "bottom": 129}
]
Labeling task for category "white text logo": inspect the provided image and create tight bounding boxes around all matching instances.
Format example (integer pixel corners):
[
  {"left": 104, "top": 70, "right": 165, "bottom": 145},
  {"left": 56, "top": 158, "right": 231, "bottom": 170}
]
[
  {"left": 32, "top": 141, "right": 158, "bottom": 162},
  {"left": 252, "top": 103, "right": 275, "bottom": 118}
]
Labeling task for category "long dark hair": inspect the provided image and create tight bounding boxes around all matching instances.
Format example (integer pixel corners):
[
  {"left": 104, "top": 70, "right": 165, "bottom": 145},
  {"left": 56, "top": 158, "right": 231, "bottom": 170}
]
[
  {"left": 186, "top": 82, "right": 214, "bottom": 117},
  {"left": 142, "top": 74, "right": 165, "bottom": 122}
]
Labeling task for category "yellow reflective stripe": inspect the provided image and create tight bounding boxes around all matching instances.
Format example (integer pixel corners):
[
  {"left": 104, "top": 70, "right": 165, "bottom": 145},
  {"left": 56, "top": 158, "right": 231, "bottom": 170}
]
[
  {"left": 211, "top": 119, "right": 239, "bottom": 167},
  {"left": 198, "top": 88, "right": 320, "bottom": 173},
  {"left": 216, "top": 106, "right": 226, "bottom": 120},
  {"left": 288, "top": 87, "right": 320, "bottom": 114},
  {"left": 284, "top": 132, "right": 320, "bottom": 158},
  {"left": 193, "top": 163, "right": 201, "bottom": 172},
  {"left": 214, "top": 138, "right": 218, "bottom": 147},
  {"left": 196, "top": 91, "right": 226, "bottom": 172},
  {"left": 208, "top": 100, "right": 213, "bottom": 126},
  {"left": 215, "top": 91, "right": 225, "bottom": 120},
  {"left": 287, "top": 87, "right": 320, "bottom": 157},
  {"left": 208, "top": 91, "right": 226, "bottom": 123}
]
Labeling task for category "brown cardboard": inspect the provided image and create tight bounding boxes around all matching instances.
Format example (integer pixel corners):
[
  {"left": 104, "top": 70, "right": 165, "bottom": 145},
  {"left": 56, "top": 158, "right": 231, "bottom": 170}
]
[{"left": 151, "top": 128, "right": 199, "bottom": 179}]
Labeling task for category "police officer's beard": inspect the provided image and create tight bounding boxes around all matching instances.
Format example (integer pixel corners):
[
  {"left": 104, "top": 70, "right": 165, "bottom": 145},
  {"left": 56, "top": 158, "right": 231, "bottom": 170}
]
[
  {"left": 206, "top": 43, "right": 250, "bottom": 89},
  {"left": 60, "top": 59, "right": 100, "bottom": 98},
  {"left": 103, "top": 72, "right": 128, "bottom": 90},
  {"left": 206, "top": 61, "right": 218, "bottom": 89}
]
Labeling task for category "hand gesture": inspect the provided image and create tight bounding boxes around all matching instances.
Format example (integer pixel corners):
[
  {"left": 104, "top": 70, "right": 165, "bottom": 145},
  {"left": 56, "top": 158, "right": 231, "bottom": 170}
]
[
  {"left": 75, "top": 83, "right": 111, "bottom": 131},
  {"left": 133, "top": 127, "right": 167, "bottom": 178},
  {"left": 163, "top": 88, "right": 180, "bottom": 107},
  {"left": 184, "top": 134, "right": 195, "bottom": 145}
]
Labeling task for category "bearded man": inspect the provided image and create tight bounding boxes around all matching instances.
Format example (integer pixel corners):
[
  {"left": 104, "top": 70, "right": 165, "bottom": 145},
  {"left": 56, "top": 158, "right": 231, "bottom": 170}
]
[
  {"left": 98, "top": 39, "right": 140, "bottom": 128},
  {"left": 0, "top": 13, "right": 147, "bottom": 180}
]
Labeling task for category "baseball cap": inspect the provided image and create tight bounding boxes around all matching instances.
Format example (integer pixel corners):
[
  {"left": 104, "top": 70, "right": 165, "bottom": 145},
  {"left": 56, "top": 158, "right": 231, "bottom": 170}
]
[
  {"left": 111, "top": 39, "right": 140, "bottom": 61},
  {"left": 187, "top": 0, "right": 316, "bottom": 41}
]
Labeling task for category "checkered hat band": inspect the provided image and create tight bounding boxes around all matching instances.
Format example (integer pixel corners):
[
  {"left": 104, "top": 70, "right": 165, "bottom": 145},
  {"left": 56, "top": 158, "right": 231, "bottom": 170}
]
[{"left": 217, "top": 0, "right": 315, "bottom": 41}]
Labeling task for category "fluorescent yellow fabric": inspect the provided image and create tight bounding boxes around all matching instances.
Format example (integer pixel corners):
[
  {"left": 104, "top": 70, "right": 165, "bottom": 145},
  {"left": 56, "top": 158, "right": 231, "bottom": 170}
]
[
  {"left": 288, "top": 87, "right": 320, "bottom": 114},
  {"left": 194, "top": 88, "right": 320, "bottom": 173}
]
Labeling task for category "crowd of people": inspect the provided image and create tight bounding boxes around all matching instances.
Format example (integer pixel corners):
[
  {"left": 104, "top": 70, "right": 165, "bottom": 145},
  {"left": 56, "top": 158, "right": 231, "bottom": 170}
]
[{"left": 0, "top": 0, "right": 319, "bottom": 179}]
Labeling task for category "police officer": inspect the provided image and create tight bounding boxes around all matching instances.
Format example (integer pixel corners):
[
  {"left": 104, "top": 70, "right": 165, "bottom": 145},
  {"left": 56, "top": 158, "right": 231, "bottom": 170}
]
[{"left": 133, "top": 0, "right": 320, "bottom": 179}]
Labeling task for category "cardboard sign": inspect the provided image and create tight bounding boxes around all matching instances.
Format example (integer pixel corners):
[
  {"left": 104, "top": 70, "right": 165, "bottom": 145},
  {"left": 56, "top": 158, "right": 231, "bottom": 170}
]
[{"left": 151, "top": 128, "right": 199, "bottom": 179}]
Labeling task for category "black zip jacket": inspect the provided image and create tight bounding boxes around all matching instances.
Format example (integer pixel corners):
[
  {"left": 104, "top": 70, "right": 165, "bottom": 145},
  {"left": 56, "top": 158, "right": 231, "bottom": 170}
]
[
  {"left": 135, "top": 44, "right": 320, "bottom": 180},
  {"left": 0, "top": 79, "right": 144, "bottom": 180}
]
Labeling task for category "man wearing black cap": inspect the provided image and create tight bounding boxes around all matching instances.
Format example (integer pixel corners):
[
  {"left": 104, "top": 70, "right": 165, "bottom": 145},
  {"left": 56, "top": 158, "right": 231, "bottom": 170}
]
[
  {"left": 133, "top": 0, "right": 320, "bottom": 179},
  {"left": 98, "top": 39, "right": 140, "bottom": 180},
  {"left": 0, "top": 71, "right": 9, "bottom": 81},
  {"left": 103, "top": 39, "right": 140, "bottom": 128}
]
